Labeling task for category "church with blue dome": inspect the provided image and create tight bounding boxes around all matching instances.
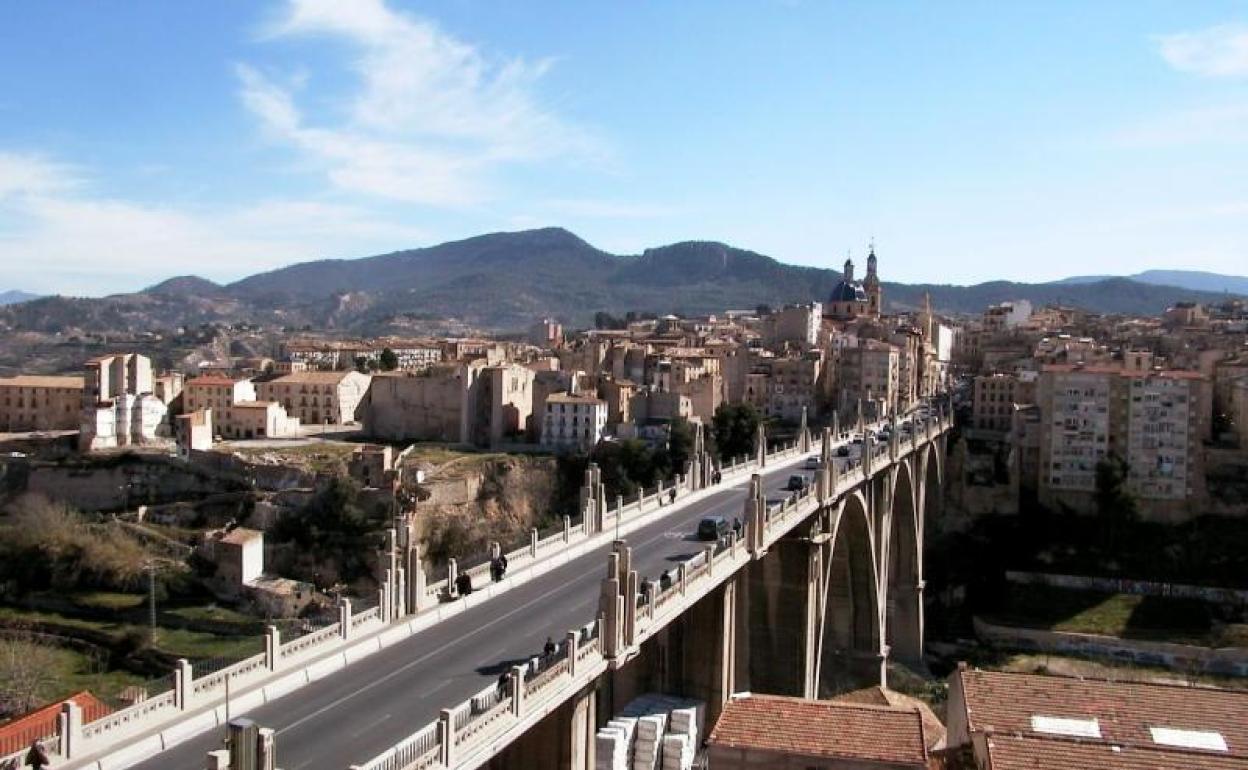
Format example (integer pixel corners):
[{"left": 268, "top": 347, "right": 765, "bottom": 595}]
[{"left": 825, "top": 245, "right": 882, "bottom": 321}]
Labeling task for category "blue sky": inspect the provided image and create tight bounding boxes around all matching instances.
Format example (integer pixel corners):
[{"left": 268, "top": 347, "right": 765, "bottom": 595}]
[{"left": 1, "top": 1, "right": 1246, "bottom": 296}]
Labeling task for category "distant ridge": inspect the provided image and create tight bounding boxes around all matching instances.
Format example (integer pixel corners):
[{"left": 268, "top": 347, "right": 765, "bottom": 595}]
[
  {"left": 0, "top": 290, "right": 40, "bottom": 306},
  {"left": 1059, "top": 269, "right": 1248, "bottom": 295},
  {"left": 0, "top": 228, "right": 1241, "bottom": 334}
]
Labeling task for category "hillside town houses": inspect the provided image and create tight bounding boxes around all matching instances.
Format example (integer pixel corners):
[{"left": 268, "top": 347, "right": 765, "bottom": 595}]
[{"left": 2, "top": 249, "right": 1247, "bottom": 528}]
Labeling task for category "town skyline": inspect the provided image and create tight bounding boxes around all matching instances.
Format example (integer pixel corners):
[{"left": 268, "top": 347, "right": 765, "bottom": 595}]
[{"left": 3, "top": 0, "right": 1247, "bottom": 295}]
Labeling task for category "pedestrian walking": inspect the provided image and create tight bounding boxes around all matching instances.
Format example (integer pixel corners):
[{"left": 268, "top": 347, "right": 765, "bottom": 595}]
[
  {"left": 543, "top": 636, "right": 556, "bottom": 659},
  {"left": 25, "top": 741, "right": 50, "bottom": 770}
]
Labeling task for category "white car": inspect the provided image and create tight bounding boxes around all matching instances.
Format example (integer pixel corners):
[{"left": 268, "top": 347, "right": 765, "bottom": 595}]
[{"left": 803, "top": 455, "right": 821, "bottom": 470}]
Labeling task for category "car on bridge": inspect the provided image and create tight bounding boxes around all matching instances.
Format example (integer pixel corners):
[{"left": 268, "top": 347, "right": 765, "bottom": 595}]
[
  {"left": 785, "top": 474, "right": 808, "bottom": 491},
  {"left": 803, "top": 455, "right": 821, "bottom": 470},
  {"left": 696, "top": 515, "right": 729, "bottom": 541}
]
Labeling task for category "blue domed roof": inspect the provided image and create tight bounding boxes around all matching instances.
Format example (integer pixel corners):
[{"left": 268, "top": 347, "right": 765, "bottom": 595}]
[{"left": 828, "top": 280, "right": 867, "bottom": 303}]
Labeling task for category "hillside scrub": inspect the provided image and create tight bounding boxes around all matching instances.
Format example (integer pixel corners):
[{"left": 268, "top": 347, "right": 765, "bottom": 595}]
[{"left": 0, "top": 495, "right": 152, "bottom": 595}]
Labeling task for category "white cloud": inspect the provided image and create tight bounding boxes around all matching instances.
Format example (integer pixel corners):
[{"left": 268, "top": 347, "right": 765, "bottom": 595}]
[
  {"left": 1157, "top": 23, "right": 1248, "bottom": 77},
  {"left": 0, "top": 152, "right": 80, "bottom": 199},
  {"left": 239, "top": 0, "right": 603, "bottom": 205},
  {"left": 0, "top": 153, "right": 427, "bottom": 296}
]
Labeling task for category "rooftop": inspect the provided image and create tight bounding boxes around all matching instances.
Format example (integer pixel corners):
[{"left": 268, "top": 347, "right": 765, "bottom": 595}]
[
  {"left": 984, "top": 734, "right": 1248, "bottom": 770},
  {"left": 0, "top": 375, "right": 85, "bottom": 388},
  {"left": 955, "top": 668, "right": 1248, "bottom": 759},
  {"left": 707, "top": 693, "right": 928, "bottom": 765}
]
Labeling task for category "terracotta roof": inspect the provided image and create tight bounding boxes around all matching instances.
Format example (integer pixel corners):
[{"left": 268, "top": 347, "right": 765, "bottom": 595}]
[
  {"left": 984, "top": 734, "right": 1248, "bottom": 770},
  {"left": 0, "top": 692, "right": 110, "bottom": 748},
  {"left": 833, "top": 686, "right": 947, "bottom": 750},
  {"left": 187, "top": 375, "right": 247, "bottom": 387},
  {"left": 708, "top": 693, "right": 928, "bottom": 765},
  {"left": 546, "top": 393, "right": 604, "bottom": 405},
  {"left": 268, "top": 371, "right": 362, "bottom": 384},
  {"left": 956, "top": 668, "right": 1248, "bottom": 757},
  {"left": 0, "top": 375, "right": 84, "bottom": 389}
]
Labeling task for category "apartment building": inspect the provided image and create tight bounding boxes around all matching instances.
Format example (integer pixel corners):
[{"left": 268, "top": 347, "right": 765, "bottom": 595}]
[
  {"left": 765, "top": 352, "right": 821, "bottom": 422},
  {"left": 541, "top": 391, "right": 607, "bottom": 452},
  {"left": 1037, "top": 366, "right": 1114, "bottom": 495},
  {"left": 1037, "top": 364, "right": 1210, "bottom": 512},
  {"left": 973, "top": 372, "right": 1037, "bottom": 433},
  {"left": 837, "top": 339, "right": 900, "bottom": 419},
  {"left": 184, "top": 375, "right": 300, "bottom": 440},
  {"left": 1122, "top": 370, "right": 1206, "bottom": 500},
  {"left": 183, "top": 375, "right": 257, "bottom": 415},
  {"left": 257, "top": 370, "right": 371, "bottom": 426},
  {"left": 763, "top": 303, "right": 822, "bottom": 347},
  {"left": 0, "top": 375, "right": 84, "bottom": 432}
]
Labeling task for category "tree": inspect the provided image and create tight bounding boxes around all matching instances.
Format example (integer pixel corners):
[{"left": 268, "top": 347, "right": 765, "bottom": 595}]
[
  {"left": 353, "top": 355, "right": 369, "bottom": 373},
  {"left": 1094, "top": 453, "right": 1137, "bottom": 552},
  {"left": 0, "top": 634, "right": 63, "bottom": 719},
  {"left": 378, "top": 348, "right": 399, "bottom": 371},
  {"left": 665, "top": 418, "right": 695, "bottom": 475},
  {"left": 712, "top": 403, "right": 761, "bottom": 462}
]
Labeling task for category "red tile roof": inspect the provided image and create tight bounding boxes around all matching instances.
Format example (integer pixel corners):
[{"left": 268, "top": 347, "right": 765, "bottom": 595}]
[
  {"left": 985, "top": 734, "right": 1248, "bottom": 770},
  {"left": 956, "top": 668, "right": 1248, "bottom": 758},
  {"left": 708, "top": 693, "right": 928, "bottom": 765},
  {"left": 0, "top": 692, "right": 110, "bottom": 752}
]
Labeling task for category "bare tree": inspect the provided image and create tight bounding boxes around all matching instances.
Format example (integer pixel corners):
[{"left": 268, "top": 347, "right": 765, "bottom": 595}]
[{"left": 0, "top": 633, "right": 63, "bottom": 720}]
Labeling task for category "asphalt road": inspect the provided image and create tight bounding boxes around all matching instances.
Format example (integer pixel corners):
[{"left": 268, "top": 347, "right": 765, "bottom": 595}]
[{"left": 128, "top": 451, "right": 834, "bottom": 770}]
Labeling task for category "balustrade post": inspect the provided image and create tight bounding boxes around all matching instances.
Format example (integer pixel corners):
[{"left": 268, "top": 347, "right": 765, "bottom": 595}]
[
  {"left": 564, "top": 515, "right": 571, "bottom": 543},
  {"left": 339, "top": 598, "right": 352, "bottom": 640},
  {"left": 264, "top": 626, "right": 279, "bottom": 673},
  {"left": 379, "top": 571, "right": 391, "bottom": 623},
  {"left": 447, "top": 558, "right": 458, "bottom": 598},
  {"left": 439, "top": 709, "right": 455, "bottom": 766},
  {"left": 57, "top": 700, "right": 82, "bottom": 759},
  {"left": 394, "top": 566, "right": 406, "bottom": 618},
  {"left": 705, "top": 545, "right": 716, "bottom": 576},
  {"left": 530, "top": 528, "right": 539, "bottom": 558},
  {"left": 207, "top": 750, "right": 231, "bottom": 769},
  {"left": 678, "top": 563, "right": 687, "bottom": 595},
  {"left": 566, "top": 630, "right": 579, "bottom": 677},
  {"left": 510, "top": 665, "right": 526, "bottom": 716},
  {"left": 173, "top": 657, "right": 193, "bottom": 710}
]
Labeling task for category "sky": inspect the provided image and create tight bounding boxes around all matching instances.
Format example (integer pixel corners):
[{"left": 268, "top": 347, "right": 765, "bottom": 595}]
[{"left": 0, "top": 1, "right": 1246, "bottom": 296}]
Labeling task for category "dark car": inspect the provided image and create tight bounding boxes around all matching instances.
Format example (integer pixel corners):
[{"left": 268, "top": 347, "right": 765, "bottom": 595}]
[
  {"left": 697, "top": 516, "right": 729, "bottom": 541},
  {"left": 836, "top": 445, "right": 850, "bottom": 457},
  {"left": 785, "top": 475, "right": 807, "bottom": 491}
]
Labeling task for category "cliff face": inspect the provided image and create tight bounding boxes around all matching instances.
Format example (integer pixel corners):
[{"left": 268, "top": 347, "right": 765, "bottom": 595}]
[{"left": 414, "top": 455, "right": 565, "bottom": 564}]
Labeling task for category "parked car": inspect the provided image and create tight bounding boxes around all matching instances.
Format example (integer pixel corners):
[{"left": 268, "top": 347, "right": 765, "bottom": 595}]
[
  {"left": 697, "top": 516, "right": 729, "bottom": 541},
  {"left": 786, "top": 475, "right": 808, "bottom": 491}
]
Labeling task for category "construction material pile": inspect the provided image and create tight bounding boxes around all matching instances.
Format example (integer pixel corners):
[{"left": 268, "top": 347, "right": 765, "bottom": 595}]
[{"left": 594, "top": 693, "right": 705, "bottom": 770}]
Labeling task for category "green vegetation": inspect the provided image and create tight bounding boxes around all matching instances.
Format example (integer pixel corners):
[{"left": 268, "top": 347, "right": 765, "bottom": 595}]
[
  {"left": 0, "top": 636, "right": 146, "bottom": 719},
  {"left": 271, "top": 477, "right": 387, "bottom": 587},
  {"left": 985, "top": 583, "right": 1248, "bottom": 648},
  {"left": 712, "top": 403, "right": 760, "bottom": 462}
]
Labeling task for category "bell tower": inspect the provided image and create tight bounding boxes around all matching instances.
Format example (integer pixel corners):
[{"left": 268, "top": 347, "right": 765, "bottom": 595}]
[{"left": 863, "top": 241, "right": 882, "bottom": 318}]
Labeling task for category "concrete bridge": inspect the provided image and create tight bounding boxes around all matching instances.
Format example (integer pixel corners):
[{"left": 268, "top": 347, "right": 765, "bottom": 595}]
[{"left": 44, "top": 405, "right": 950, "bottom": 770}]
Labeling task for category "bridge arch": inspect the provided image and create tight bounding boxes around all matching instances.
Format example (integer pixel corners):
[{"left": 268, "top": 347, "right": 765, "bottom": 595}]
[
  {"left": 815, "top": 490, "right": 882, "bottom": 694},
  {"left": 885, "top": 457, "right": 923, "bottom": 665}
]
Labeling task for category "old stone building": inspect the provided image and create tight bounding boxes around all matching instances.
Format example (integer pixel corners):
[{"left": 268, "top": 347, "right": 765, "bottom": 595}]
[
  {"left": 79, "top": 353, "right": 168, "bottom": 451},
  {"left": 0, "top": 375, "right": 84, "bottom": 432},
  {"left": 257, "top": 370, "right": 371, "bottom": 427}
]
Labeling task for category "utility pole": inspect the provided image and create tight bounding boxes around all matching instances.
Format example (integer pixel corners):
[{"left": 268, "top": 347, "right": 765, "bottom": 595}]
[{"left": 146, "top": 563, "right": 157, "bottom": 637}]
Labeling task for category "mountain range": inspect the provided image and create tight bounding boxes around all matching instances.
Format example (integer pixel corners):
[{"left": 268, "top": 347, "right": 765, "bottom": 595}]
[
  {"left": 1058, "top": 269, "right": 1248, "bottom": 296},
  {"left": 0, "top": 228, "right": 1242, "bottom": 335},
  {"left": 0, "top": 290, "right": 40, "bottom": 306}
]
